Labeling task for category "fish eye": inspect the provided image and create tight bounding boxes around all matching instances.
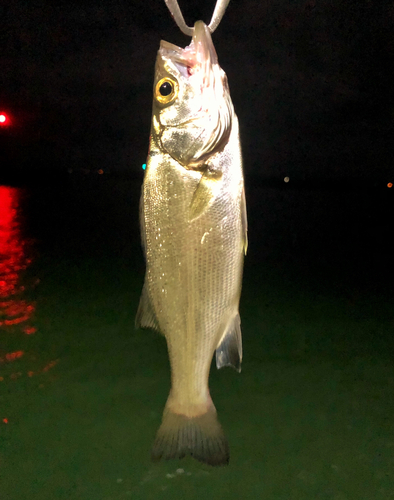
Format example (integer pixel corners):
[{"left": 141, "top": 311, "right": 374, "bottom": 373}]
[{"left": 155, "top": 77, "right": 178, "bottom": 104}]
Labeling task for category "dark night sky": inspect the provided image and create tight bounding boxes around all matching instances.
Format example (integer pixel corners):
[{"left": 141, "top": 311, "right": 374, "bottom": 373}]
[{"left": 1, "top": 0, "right": 394, "bottom": 181}]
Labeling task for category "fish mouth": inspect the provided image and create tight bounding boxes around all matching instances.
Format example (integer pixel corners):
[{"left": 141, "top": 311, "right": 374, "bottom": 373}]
[
  {"left": 189, "top": 20, "right": 218, "bottom": 67},
  {"left": 159, "top": 21, "right": 218, "bottom": 80}
]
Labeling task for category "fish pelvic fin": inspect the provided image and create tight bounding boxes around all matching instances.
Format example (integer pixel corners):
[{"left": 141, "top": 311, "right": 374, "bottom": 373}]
[
  {"left": 215, "top": 313, "right": 243, "bottom": 372},
  {"left": 135, "top": 283, "right": 162, "bottom": 333},
  {"left": 151, "top": 406, "right": 229, "bottom": 466}
]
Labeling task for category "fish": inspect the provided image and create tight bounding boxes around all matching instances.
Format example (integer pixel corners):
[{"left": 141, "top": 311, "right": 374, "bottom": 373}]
[{"left": 136, "top": 20, "right": 247, "bottom": 466}]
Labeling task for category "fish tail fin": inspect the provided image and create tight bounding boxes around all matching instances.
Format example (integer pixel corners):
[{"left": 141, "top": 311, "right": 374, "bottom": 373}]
[{"left": 151, "top": 406, "right": 229, "bottom": 466}]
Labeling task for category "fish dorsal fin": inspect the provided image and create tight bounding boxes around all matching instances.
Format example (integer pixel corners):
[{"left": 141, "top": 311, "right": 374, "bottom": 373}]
[
  {"left": 241, "top": 186, "right": 248, "bottom": 255},
  {"left": 139, "top": 191, "right": 147, "bottom": 255},
  {"left": 135, "top": 283, "right": 162, "bottom": 334},
  {"left": 215, "top": 313, "right": 242, "bottom": 372}
]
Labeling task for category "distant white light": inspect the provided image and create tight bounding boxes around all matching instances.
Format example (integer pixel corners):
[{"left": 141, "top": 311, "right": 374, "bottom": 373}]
[
  {"left": 284, "top": 176, "right": 290, "bottom": 183},
  {"left": 0, "top": 113, "right": 8, "bottom": 124}
]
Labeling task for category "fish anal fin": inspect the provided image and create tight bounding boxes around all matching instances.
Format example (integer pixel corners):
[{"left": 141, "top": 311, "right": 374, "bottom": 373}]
[
  {"left": 151, "top": 405, "right": 229, "bottom": 466},
  {"left": 135, "top": 283, "right": 162, "bottom": 333},
  {"left": 215, "top": 313, "right": 242, "bottom": 372}
]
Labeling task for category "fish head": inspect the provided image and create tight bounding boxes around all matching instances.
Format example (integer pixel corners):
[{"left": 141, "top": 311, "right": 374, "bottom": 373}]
[{"left": 151, "top": 21, "right": 234, "bottom": 167}]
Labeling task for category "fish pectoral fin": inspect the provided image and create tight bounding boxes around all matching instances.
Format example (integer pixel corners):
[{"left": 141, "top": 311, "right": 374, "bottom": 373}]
[
  {"left": 189, "top": 166, "right": 222, "bottom": 221},
  {"left": 215, "top": 313, "right": 243, "bottom": 372},
  {"left": 135, "top": 283, "right": 162, "bottom": 334}
]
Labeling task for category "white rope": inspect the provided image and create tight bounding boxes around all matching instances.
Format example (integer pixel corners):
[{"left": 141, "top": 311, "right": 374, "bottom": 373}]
[{"left": 163, "top": 0, "right": 230, "bottom": 36}]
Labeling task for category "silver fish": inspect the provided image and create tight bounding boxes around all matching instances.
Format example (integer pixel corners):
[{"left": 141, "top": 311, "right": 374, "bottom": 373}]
[{"left": 136, "top": 20, "right": 247, "bottom": 466}]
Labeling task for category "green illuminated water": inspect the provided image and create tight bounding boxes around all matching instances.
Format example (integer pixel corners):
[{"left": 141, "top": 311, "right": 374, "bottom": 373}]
[{"left": 0, "top": 177, "right": 393, "bottom": 499}]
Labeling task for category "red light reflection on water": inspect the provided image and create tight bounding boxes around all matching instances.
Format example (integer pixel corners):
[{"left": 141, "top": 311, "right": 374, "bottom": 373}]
[
  {"left": 0, "top": 186, "right": 36, "bottom": 331},
  {"left": 0, "top": 188, "right": 59, "bottom": 384},
  {"left": 2, "top": 350, "right": 24, "bottom": 362}
]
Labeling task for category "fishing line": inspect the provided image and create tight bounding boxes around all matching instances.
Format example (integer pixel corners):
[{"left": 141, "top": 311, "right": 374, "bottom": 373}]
[{"left": 163, "top": 0, "right": 230, "bottom": 35}]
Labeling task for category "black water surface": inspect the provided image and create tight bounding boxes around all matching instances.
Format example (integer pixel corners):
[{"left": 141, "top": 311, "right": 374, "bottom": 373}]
[{"left": 1, "top": 174, "right": 393, "bottom": 499}]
